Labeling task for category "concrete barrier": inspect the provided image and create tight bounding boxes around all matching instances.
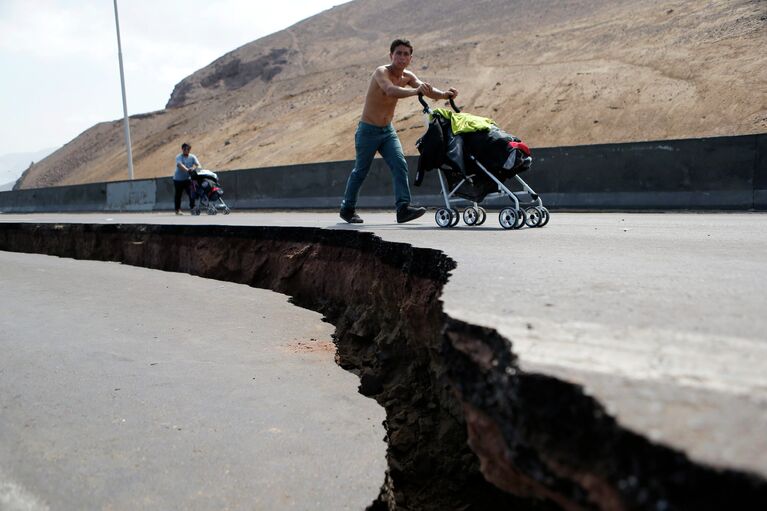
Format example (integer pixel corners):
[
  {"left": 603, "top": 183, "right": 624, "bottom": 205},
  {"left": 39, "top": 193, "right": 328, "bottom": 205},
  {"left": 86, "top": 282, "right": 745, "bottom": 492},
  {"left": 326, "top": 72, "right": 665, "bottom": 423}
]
[
  {"left": 524, "top": 135, "right": 759, "bottom": 210},
  {"left": 1, "top": 182, "right": 106, "bottom": 213},
  {"left": 106, "top": 180, "right": 157, "bottom": 211},
  {"left": 754, "top": 134, "right": 767, "bottom": 210},
  {"left": 1, "top": 134, "right": 765, "bottom": 213}
]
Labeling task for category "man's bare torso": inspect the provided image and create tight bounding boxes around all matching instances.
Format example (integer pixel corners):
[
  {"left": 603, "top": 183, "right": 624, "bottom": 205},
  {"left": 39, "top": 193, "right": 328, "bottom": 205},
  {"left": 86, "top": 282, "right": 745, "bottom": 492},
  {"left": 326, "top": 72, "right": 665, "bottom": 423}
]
[{"left": 360, "top": 66, "right": 415, "bottom": 127}]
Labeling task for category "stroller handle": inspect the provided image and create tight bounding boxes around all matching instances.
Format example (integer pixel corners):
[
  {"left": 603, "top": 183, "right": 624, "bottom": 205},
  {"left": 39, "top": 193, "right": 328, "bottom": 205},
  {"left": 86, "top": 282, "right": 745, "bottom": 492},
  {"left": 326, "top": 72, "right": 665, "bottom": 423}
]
[{"left": 418, "top": 93, "right": 461, "bottom": 114}]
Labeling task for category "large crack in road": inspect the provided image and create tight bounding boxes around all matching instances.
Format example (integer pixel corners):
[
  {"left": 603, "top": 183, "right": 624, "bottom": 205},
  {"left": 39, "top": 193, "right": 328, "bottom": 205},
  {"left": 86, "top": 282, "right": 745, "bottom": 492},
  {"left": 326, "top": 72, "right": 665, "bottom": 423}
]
[{"left": 1, "top": 222, "right": 765, "bottom": 510}]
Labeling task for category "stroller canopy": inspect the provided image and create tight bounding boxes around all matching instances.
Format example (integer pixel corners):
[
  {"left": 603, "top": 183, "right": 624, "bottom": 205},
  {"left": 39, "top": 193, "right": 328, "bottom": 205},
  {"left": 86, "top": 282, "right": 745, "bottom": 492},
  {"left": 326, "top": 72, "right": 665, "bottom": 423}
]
[{"left": 191, "top": 169, "right": 219, "bottom": 183}]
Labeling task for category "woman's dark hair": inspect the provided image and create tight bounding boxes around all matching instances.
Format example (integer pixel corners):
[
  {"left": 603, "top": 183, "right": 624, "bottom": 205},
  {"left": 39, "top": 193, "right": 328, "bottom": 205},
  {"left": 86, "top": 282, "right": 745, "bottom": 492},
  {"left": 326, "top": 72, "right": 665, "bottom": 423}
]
[{"left": 390, "top": 39, "right": 413, "bottom": 55}]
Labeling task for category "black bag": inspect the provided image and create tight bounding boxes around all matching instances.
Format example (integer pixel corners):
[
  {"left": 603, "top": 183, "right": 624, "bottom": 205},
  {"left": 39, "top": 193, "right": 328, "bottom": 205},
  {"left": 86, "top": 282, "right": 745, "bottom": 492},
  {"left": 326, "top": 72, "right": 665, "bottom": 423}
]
[
  {"left": 463, "top": 127, "right": 522, "bottom": 172},
  {"left": 415, "top": 114, "right": 468, "bottom": 185}
]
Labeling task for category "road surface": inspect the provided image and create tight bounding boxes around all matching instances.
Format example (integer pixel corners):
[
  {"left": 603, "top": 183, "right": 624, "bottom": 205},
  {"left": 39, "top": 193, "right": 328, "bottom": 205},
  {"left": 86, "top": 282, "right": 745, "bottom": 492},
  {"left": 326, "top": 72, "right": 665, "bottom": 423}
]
[{"left": 1, "top": 210, "right": 766, "bottom": 507}]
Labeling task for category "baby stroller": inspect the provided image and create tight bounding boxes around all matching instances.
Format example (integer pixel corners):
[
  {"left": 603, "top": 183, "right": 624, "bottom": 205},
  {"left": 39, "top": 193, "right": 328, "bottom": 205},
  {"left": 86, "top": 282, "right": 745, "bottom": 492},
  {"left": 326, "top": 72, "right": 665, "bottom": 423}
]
[
  {"left": 415, "top": 95, "right": 549, "bottom": 229},
  {"left": 190, "top": 169, "right": 231, "bottom": 215}
]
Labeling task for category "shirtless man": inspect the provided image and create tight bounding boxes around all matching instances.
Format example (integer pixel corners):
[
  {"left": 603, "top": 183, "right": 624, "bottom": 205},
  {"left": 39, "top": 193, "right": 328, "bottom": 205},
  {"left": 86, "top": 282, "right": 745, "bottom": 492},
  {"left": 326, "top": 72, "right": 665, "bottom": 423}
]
[{"left": 340, "top": 38, "right": 458, "bottom": 224}]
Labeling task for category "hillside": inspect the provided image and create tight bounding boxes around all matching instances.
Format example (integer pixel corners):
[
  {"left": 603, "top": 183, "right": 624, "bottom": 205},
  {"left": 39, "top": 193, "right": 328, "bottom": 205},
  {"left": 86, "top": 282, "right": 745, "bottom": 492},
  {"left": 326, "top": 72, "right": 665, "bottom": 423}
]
[
  {"left": 16, "top": 0, "right": 767, "bottom": 189},
  {"left": 0, "top": 147, "right": 55, "bottom": 189}
]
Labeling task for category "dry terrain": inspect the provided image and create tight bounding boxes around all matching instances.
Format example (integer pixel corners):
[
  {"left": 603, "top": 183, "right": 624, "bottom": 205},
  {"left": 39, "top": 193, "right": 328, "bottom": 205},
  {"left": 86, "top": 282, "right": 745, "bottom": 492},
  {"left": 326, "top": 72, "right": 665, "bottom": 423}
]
[{"left": 16, "top": 0, "right": 767, "bottom": 189}]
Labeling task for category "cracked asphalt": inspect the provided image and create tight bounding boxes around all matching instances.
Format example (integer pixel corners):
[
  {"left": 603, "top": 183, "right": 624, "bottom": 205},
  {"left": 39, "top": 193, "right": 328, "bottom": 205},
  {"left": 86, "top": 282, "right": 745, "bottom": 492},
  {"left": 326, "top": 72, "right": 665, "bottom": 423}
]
[{"left": 1, "top": 210, "right": 766, "bottom": 507}]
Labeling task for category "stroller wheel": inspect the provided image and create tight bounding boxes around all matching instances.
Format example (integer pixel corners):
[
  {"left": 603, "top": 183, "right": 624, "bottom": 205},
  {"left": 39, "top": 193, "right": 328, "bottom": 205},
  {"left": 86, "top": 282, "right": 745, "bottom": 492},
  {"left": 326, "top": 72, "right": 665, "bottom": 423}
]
[
  {"left": 513, "top": 208, "right": 526, "bottom": 229},
  {"left": 525, "top": 207, "right": 542, "bottom": 227},
  {"left": 476, "top": 207, "right": 487, "bottom": 226},
  {"left": 462, "top": 208, "right": 479, "bottom": 226},
  {"left": 435, "top": 208, "right": 454, "bottom": 228},
  {"left": 538, "top": 206, "right": 550, "bottom": 227},
  {"left": 449, "top": 208, "right": 460, "bottom": 227},
  {"left": 499, "top": 207, "right": 518, "bottom": 230},
  {"left": 223, "top": 208, "right": 231, "bottom": 215}
]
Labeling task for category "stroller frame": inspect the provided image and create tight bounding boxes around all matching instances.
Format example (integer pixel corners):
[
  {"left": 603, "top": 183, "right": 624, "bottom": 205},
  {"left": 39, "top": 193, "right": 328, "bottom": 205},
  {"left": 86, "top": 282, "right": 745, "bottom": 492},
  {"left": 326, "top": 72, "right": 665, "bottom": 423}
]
[
  {"left": 419, "top": 95, "right": 550, "bottom": 229},
  {"left": 192, "top": 189, "right": 230, "bottom": 216},
  {"left": 190, "top": 169, "right": 231, "bottom": 216}
]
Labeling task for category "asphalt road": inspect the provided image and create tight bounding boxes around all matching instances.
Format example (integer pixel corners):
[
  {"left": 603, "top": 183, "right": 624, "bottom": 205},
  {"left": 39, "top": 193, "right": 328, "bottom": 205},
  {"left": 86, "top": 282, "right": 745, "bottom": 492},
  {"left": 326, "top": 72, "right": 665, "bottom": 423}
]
[
  {"left": 1, "top": 210, "right": 766, "bottom": 504},
  {"left": 0, "top": 250, "right": 386, "bottom": 511}
]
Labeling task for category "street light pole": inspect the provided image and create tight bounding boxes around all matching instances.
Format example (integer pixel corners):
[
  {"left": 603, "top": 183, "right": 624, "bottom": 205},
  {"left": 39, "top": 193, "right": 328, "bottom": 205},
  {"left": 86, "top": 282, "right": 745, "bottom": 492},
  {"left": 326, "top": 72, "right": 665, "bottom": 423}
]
[{"left": 112, "top": 0, "right": 134, "bottom": 180}]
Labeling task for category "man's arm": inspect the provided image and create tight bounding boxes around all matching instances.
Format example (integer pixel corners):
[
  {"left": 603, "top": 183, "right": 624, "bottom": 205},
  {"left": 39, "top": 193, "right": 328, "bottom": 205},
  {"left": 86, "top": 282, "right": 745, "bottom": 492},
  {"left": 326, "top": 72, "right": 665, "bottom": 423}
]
[
  {"left": 407, "top": 71, "right": 458, "bottom": 100},
  {"left": 176, "top": 156, "right": 199, "bottom": 173},
  {"left": 373, "top": 67, "right": 420, "bottom": 98},
  {"left": 418, "top": 82, "right": 458, "bottom": 100},
  {"left": 176, "top": 156, "right": 189, "bottom": 173}
]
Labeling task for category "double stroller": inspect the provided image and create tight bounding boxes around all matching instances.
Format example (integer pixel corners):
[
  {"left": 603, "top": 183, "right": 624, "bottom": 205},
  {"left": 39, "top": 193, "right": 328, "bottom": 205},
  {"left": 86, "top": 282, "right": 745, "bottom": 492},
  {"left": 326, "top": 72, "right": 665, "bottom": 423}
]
[
  {"left": 415, "top": 95, "right": 549, "bottom": 229},
  {"left": 190, "top": 169, "right": 231, "bottom": 215}
]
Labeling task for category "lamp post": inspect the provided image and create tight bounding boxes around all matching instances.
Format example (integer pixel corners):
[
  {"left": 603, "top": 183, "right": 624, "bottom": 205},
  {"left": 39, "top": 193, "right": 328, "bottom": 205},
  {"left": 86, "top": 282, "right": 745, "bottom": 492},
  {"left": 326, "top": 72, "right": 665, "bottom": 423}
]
[{"left": 112, "top": 0, "right": 134, "bottom": 180}]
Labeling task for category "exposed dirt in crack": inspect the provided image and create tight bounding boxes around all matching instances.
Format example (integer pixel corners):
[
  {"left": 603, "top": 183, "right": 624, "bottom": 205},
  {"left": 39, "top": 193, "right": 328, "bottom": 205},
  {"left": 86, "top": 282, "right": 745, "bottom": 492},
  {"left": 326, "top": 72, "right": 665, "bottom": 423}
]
[{"left": 1, "top": 222, "right": 765, "bottom": 510}]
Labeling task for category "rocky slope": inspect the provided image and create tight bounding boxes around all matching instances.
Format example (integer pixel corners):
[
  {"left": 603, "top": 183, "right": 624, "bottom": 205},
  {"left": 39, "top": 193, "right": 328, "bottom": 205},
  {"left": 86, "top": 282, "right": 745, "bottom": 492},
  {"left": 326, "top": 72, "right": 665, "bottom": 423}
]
[{"left": 16, "top": 0, "right": 767, "bottom": 189}]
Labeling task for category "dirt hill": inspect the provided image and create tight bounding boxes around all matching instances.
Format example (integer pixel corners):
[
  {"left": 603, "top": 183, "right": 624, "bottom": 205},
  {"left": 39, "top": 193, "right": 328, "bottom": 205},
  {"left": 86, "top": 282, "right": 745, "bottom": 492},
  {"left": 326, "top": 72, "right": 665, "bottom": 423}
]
[{"left": 16, "top": 0, "right": 767, "bottom": 189}]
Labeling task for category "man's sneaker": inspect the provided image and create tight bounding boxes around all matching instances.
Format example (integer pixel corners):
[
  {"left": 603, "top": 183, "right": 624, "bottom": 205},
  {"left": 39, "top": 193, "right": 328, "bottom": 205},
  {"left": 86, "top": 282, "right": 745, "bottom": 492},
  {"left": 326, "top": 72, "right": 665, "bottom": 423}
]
[
  {"left": 396, "top": 205, "right": 426, "bottom": 224},
  {"left": 340, "top": 207, "right": 363, "bottom": 224},
  {"left": 175, "top": 210, "right": 184, "bottom": 215}
]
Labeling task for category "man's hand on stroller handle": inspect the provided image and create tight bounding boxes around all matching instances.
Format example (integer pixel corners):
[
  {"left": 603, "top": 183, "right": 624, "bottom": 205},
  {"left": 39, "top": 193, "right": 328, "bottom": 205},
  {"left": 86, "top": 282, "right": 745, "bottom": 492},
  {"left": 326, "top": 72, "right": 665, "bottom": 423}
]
[
  {"left": 417, "top": 82, "right": 458, "bottom": 101},
  {"left": 418, "top": 91, "right": 461, "bottom": 113}
]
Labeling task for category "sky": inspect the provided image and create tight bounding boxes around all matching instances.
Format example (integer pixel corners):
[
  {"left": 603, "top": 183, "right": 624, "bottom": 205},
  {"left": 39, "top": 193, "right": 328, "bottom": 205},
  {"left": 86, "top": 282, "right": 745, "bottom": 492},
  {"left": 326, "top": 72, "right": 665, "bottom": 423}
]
[{"left": 0, "top": 0, "right": 347, "bottom": 156}]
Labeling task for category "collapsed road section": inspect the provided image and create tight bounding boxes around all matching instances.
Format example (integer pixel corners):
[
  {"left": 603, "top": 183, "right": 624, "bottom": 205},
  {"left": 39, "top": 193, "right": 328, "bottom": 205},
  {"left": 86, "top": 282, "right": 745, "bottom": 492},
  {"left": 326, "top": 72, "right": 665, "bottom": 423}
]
[{"left": 1, "top": 222, "right": 765, "bottom": 510}]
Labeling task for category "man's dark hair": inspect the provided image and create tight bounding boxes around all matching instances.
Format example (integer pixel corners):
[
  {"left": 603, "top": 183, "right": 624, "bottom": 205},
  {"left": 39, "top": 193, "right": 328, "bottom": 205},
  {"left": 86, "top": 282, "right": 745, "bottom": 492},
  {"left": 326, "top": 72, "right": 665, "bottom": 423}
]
[
  {"left": 181, "top": 143, "right": 191, "bottom": 150},
  {"left": 390, "top": 39, "right": 413, "bottom": 55}
]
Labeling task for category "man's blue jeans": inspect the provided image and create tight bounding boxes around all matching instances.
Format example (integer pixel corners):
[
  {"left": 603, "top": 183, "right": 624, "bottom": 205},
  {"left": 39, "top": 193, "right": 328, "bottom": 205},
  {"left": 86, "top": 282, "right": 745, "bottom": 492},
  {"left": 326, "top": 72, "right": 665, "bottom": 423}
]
[{"left": 341, "top": 122, "right": 411, "bottom": 210}]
